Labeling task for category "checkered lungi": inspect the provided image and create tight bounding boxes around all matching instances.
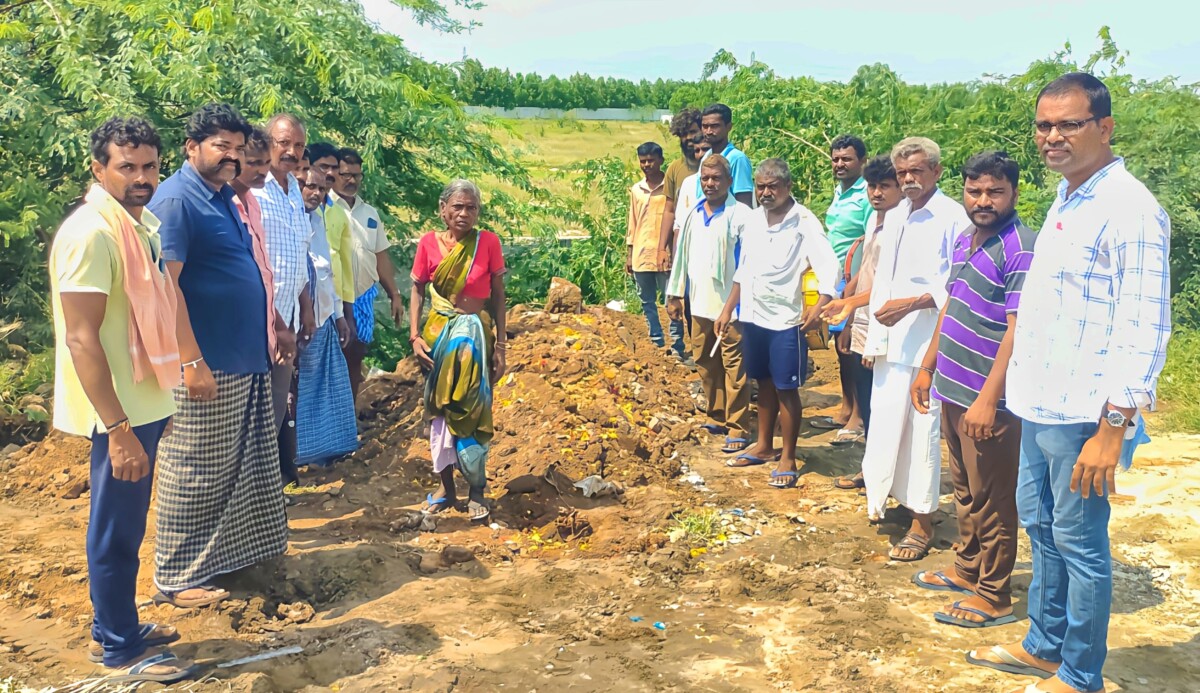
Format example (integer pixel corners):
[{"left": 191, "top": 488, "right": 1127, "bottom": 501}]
[
  {"left": 153, "top": 371, "right": 288, "bottom": 593},
  {"left": 296, "top": 317, "right": 359, "bottom": 467},
  {"left": 352, "top": 284, "right": 379, "bottom": 344}
]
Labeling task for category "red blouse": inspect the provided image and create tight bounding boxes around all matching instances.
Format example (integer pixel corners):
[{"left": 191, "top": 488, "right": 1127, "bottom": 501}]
[{"left": 411, "top": 230, "right": 506, "bottom": 299}]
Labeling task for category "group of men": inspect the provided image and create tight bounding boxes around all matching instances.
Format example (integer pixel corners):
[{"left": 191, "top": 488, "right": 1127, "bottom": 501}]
[
  {"left": 50, "top": 104, "right": 400, "bottom": 682},
  {"left": 625, "top": 73, "right": 1171, "bottom": 693}
]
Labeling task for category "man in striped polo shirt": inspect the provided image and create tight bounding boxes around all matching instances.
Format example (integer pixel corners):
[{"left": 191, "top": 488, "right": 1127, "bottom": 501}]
[{"left": 910, "top": 151, "right": 1036, "bottom": 628}]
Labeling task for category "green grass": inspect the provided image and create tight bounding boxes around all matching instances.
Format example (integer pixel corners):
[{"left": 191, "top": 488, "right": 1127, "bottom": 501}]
[
  {"left": 669, "top": 509, "right": 722, "bottom": 547},
  {"left": 1158, "top": 329, "right": 1200, "bottom": 433}
]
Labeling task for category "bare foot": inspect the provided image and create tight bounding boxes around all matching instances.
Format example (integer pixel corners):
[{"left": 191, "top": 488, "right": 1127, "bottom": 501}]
[
  {"left": 1007, "top": 674, "right": 1101, "bottom": 692},
  {"left": 939, "top": 594, "right": 1012, "bottom": 623},
  {"left": 972, "top": 641, "right": 1059, "bottom": 677}
]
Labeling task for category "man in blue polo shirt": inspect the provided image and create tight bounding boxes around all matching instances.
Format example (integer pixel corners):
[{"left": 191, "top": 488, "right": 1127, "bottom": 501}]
[
  {"left": 699, "top": 103, "right": 753, "bottom": 206},
  {"left": 150, "top": 103, "right": 288, "bottom": 609}
]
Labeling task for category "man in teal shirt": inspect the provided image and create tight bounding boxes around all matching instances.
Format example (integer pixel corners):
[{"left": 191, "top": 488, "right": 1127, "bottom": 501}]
[{"left": 812, "top": 135, "right": 871, "bottom": 440}]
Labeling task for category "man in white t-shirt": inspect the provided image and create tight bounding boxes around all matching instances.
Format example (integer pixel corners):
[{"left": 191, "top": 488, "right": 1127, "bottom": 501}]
[
  {"left": 715, "top": 159, "right": 839, "bottom": 487},
  {"left": 666, "top": 154, "right": 757, "bottom": 454}
]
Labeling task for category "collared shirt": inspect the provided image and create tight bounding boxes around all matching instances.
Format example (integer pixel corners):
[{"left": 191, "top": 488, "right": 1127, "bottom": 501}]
[
  {"left": 1008, "top": 158, "right": 1171, "bottom": 424},
  {"left": 308, "top": 210, "right": 340, "bottom": 326},
  {"left": 674, "top": 172, "right": 701, "bottom": 233},
  {"left": 153, "top": 162, "right": 270, "bottom": 375},
  {"left": 253, "top": 172, "right": 310, "bottom": 328},
  {"left": 666, "top": 199, "right": 759, "bottom": 320},
  {"left": 50, "top": 193, "right": 176, "bottom": 436},
  {"left": 334, "top": 195, "right": 391, "bottom": 297},
  {"left": 663, "top": 156, "right": 698, "bottom": 202},
  {"left": 734, "top": 200, "right": 839, "bottom": 330},
  {"left": 232, "top": 190, "right": 278, "bottom": 358},
  {"left": 824, "top": 177, "right": 871, "bottom": 264},
  {"left": 850, "top": 211, "right": 886, "bottom": 355},
  {"left": 627, "top": 177, "right": 667, "bottom": 272},
  {"left": 864, "top": 189, "right": 969, "bottom": 367},
  {"left": 322, "top": 198, "right": 356, "bottom": 303},
  {"left": 699, "top": 143, "right": 754, "bottom": 197},
  {"left": 932, "top": 218, "right": 1037, "bottom": 410}
]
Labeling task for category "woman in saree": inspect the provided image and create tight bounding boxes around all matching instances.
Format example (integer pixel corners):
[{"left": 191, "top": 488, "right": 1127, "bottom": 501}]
[{"left": 410, "top": 179, "right": 507, "bottom": 522}]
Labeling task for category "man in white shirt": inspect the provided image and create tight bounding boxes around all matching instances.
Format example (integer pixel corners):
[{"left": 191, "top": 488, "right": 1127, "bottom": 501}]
[
  {"left": 672, "top": 139, "right": 713, "bottom": 244},
  {"left": 715, "top": 159, "right": 839, "bottom": 486},
  {"left": 969, "top": 73, "right": 1171, "bottom": 693},
  {"left": 860, "top": 137, "right": 969, "bottom": 560},
  {"left": 666, "top": 154, "right": 756, "bottom": 454}
]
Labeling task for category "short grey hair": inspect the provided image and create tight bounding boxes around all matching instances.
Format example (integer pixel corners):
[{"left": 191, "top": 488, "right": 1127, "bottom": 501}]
[
  {"left": 891, "top": 137, "right": 941, "bottom": 166},
  {"left": 439, "top": 178, "right": 482, "bottom": 207},
  {"left": 699, "top": 153, "right": 731, "bottom": 180},
  {"left": 754, "top": 158, "right": 791, "bottom": 183},
  {"left": 265, "top": 112, "right": 305, "bottom": 135}
]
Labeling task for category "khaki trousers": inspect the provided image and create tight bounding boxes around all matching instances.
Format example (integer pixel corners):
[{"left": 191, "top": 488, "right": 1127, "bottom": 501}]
[{"left": 689, "top": 316, "right": 752, "bottom": 437}]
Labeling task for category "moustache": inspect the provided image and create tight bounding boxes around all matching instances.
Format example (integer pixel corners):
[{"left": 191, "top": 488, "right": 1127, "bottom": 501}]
[
  {"left": 901, "top": 183, "right": 923, "bottom": 193},
  {"left": 972, "top": 208, "right": 996, "bottom": 215},
  {"left": 280, "top": 155, "right": 298, "bottom": 163}
]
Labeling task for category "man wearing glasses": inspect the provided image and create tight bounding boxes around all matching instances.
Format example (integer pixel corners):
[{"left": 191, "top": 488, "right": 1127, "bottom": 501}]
[{"left": 969, "top": 73, "right": 1172, "bottom": 693}]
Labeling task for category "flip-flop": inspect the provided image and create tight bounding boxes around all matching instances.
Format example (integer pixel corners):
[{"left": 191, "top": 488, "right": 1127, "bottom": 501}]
[
  {"left": 888, "top": 532, "right": 932, "bottom": 562},
  {"left": 964, "top": 645, "right": 1054, "bottom": 679},
  {"left": 911, "top": 570, "right": 975, "bottom": 595},
  {"left": 830, "top": 428, "right": 864, "bottom": 446},
  {"left": 832, "top": 474, "right": 865, "bottom": 490},
  {"left": 935, "top": 601, "right": 1019, "bottom": 629},
  {"left": 808, "top": 416, "right": 842, "bottom": 430},
  {"left": 700, "top": 424, "right": 729, "bottom": 435},
  {"left": 105, "top": 650, "right": 195, "bottom": 684},
  {"left": 89, "top": 623, "right": 180, "bottom": 663},
  {"left": 725, "top": 451, "right": 780, "bottom": 468},
  {"left": 720, "top": 437, "right": 750, "bottom": 454},
  {"left": 467, "top": 499, "right": 490, "bottom": 522},
  {"left": 151, "top": 585, "right": 229, "bottom": 609},
  {"left": 768, "top": 470, "right": 799, "bottom": 489},
  {"left": 421, "top": 493, "right": 452, "bottom": 514}
]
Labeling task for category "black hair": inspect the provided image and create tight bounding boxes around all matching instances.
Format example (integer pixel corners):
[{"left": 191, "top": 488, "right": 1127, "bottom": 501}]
[
  {"left": 337, "top": 147, "right": 363, "bottom": 165},
  {"left": 90, "top": 117, "right": 161, "bottom": 165},
  {"left": 307, "top": 141, "right": 339, "bottom": 164},
  {"left": 246, "top": 127, "right": 269, "bottom": 153},
  {"left": 830, "top": 134, "right": 867, "bottom": 160},
  {"left": 669, "top": 108, "right": 701, "bottom": 137},
  {"left": 1036, "top": 72, "right": 1112, "bottom": 119},
  {"left": 301, "top": 147, "right": 311, "bottom": 161},
  {"left": 962, "top": 150, "right": 1020, "bottom": 187},
  {"left": 861, "top": 154, "right": 897, "bottom": 185},
  {"left": 184, "top": 102, "right": 252, "bottom": 144},
  {"left": 701, "top": 103, "right": 732, "bottom": 125},
  {"left": 636, "top": 142, "right": 663, "bottom": 158}
]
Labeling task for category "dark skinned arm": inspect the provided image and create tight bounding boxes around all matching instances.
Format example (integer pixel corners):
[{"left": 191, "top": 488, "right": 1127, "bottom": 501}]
[
  {"left": 491, "top": 272, "right": 508, "bottom": 380},
  {"left": 874, "top": 293, "right": 937, "bottom": 327},
  {"left": 375, "top": 250, "right": 403, "bottom": 325},
  {"left": 165, "top": 261, "right": 217, "bottom": 400},
  {"left": 910, "top": 302, "right": 948, "bottom": 414},
  {"left": 409, "top": 280, "right": 432, "bottom": 368}
]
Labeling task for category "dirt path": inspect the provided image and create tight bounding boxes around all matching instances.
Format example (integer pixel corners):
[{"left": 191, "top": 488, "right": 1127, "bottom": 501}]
[{"left": 2, "top": 319, "right": 1199, "bottom": 691}]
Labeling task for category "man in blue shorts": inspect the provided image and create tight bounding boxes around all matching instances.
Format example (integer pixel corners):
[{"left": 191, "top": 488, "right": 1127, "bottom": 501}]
[{"left": 715, "top": 159, "right": 840, "bottom": 487}]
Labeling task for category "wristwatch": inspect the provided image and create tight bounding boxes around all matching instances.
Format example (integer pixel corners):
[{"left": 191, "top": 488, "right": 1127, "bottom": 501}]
[{"left": 1104, "top": 407, "right": 1128, "bottom": 429}]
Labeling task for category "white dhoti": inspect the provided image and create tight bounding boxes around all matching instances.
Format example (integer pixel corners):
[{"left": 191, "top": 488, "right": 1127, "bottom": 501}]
[{"left": 862, "top": 359, "right": 942, "bottom": 519}]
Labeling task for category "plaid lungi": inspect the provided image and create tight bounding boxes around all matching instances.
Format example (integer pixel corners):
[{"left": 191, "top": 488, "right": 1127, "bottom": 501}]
[
  {"left": 153, "top": 371, "right": 288, "bottom": 593},
  {"left": 352, "top": 284, "right": 379, "bottom": 344},
  {"left": 296, "top": 318, "right": 359, "bottom": 467}
]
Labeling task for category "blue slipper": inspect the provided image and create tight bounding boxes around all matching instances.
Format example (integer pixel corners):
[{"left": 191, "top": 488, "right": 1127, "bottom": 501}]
[
  {"left": 768, "top": 469, "right": 799, "bottom": 489},
  {"left": 912, "top": 570, "right": 975, "bottom": 595},
  {"left": 422, "top": 493, "right": 451, "bottom": 513},
  {"left": 720, "top": 437, "right": 750, "bottom": 454},
  {"left": 726, "top": 452, "right": 770, "bottom": 468},
  {"left": 935, "top": 601, "right": 1019, "bottom": 629},
  {"left": 700, "top": 424, "right": 729, "bottom": 435}
]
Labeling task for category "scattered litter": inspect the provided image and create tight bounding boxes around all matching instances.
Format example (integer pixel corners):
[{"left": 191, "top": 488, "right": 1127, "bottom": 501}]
[
  {"left": 574, "top": 475, "right": 622, "bottom": 498},
  {"left": 217, "top": 645, "right": 304, "bottom": 668},
  {"left": 723, "top": 508, "right": 745, "bottom": 517},
  {"left": 366, "top": 366, "right": 387, "bottom": 380},
  {"left": 629, "top": 616, "right": 643, "bottom": 622},
  {"left": 652, "top": 622, "right": 666, "bottom": 631},
  {"left": 605, "top": 300, "right": 626, "bottom": 311}
]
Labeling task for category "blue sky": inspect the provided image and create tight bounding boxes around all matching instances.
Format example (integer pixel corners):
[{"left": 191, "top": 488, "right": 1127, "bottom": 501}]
[{"left": 360, "top": 0, "right": 1200, "bottom": 85}]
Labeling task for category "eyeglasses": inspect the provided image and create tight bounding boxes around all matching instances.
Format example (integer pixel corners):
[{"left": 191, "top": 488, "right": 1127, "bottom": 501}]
[{"left": 1034, "top": 117, "right": 1100, "bottom": 137}]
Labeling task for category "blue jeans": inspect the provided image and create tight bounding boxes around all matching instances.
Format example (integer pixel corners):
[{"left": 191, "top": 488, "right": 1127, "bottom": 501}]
[
  {"left": 633, "top": 271, "right": 684, "bottom": 356},
  {"left": 1018, "top": 420, "right": 1111, "bottom": 692},
  {"left": 88, "top": 417, "right": 169, "bottom": 667}
]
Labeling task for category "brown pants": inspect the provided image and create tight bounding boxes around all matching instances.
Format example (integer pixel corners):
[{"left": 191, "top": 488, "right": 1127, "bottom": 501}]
[
  {"left": 689, "top": 316, "right": 752, "bottom": 437},
  {"left": 942, "top": 401, "right": 1021, "bottom": 608}
]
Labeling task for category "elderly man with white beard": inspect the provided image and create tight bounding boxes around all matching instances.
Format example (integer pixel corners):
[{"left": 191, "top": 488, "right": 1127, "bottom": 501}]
[{"left": 860, "top": 137, "right": 970, "bottom": 561}]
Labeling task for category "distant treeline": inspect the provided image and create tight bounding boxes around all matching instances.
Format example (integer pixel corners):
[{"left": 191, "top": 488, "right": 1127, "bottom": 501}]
[{"left": 447, "top": 59, "right": 695, "bottom": 110}]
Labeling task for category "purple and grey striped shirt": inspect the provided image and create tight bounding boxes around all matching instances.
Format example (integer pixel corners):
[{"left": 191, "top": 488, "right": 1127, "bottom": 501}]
[{"left": 931, "top": 217, "right": 1037, "bottom": 410}]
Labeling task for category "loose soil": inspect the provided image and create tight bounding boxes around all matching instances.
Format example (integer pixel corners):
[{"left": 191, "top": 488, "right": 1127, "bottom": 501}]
[{"left": 1, "top": 307, "right": 1198, "bottom": 692}]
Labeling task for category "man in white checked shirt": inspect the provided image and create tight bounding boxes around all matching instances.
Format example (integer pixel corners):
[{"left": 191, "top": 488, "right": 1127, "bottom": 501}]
[
  {"left": 253, "top": 113, "right": 316, "bottom": 438},
  {"left": 969, "top": 74, "right": 1171, "bottom": 693}
]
